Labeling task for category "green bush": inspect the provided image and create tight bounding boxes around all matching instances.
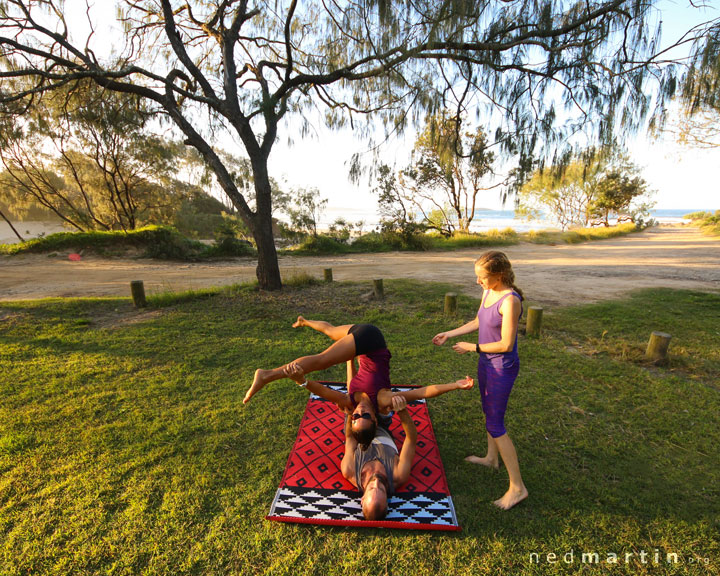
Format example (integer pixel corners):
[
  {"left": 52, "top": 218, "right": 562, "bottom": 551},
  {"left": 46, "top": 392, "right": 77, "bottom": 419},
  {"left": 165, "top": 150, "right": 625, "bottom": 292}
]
[
  {"left": 0, "top": 225, "right": 208, "bottom": 260},
  {"left": 293, "top": 234, "right": 350, "bottom": 254},
  {"left": 137, "top": 227, "right": 207, "bottom": 260},
  {"left": 428, "top": 228, "right": 518, "bottom": 249},
  {"left": 203, "top": 236, "right": 256, "bottom": 258},
  {"left": 683, "top": 210, "right": 713, "bottom": 220}
]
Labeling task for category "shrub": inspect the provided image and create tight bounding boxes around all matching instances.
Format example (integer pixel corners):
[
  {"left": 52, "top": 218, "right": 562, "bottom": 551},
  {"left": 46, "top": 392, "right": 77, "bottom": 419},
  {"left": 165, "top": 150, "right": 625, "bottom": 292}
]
[
  {"left": 294, "top": 234, "right": 349, "bottom": 254},
  {"left": 283, "top": 269, "right": 321, "bottom": 287},
  {"left": 203, "top": 236, "right": 256, "bottom": 258},
  {"left": 139, "top": 227, "right": 206, "bottom": 260}
]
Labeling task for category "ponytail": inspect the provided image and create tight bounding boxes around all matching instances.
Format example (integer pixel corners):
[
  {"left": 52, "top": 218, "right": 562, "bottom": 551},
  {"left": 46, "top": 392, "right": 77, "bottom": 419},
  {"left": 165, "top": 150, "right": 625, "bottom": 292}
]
[{"left": 476, "top": 251, "right": 524, "bottom": 301}]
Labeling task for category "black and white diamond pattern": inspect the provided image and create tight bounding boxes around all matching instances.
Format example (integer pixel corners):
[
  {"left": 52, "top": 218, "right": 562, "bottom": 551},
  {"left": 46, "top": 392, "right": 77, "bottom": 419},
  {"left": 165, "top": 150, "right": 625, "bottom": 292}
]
[{"left": 269, "top": 487, "right": 458, "bottom": 526}]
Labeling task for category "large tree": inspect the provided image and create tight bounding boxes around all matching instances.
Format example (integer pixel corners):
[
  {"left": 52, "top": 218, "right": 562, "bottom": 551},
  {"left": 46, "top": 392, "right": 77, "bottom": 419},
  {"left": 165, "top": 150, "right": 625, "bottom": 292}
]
[
  {"left": 0, "top": 0, "right": 702, "bottom": 288},
  {"left": 656, "top": 19, "right": 720, "bottom": 149},
  {"left": 517, "top": 149, "right": 650, "bottom": 229},
  {"left": 0, "top": 80, "right": 192, "bottom": 231},
  {"left": 396, "top": 112, "right": 496, "bottom": 236}
]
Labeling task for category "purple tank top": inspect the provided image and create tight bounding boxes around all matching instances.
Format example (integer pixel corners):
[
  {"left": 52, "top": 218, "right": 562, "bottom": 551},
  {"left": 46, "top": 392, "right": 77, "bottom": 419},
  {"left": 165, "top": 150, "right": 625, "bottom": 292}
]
[
  {"left": 348, "top": 348, "right": 392, "bottom": 411},
  {"left": 477, "top": 291, "right": 522, "bottom": 360}
]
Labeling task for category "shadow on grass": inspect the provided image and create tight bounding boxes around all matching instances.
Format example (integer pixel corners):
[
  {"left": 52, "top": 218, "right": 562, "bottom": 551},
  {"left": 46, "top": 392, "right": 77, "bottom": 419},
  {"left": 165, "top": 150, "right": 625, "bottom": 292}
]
[{"left": 1, "top": 282, "right": 718, "bottom": 574}]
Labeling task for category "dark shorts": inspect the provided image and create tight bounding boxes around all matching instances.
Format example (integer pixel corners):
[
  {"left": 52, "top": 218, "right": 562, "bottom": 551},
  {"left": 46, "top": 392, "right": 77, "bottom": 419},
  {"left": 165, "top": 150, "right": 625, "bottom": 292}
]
[{"left": 348, "top": 324, "right": 386, "bottom": 355}]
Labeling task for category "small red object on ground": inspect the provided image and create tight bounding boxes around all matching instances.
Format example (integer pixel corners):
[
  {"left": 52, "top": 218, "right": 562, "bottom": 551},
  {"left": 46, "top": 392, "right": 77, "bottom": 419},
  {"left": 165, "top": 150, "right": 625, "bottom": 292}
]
[{"left": 68, "top": 253, "right": 82, "bottom": 261}]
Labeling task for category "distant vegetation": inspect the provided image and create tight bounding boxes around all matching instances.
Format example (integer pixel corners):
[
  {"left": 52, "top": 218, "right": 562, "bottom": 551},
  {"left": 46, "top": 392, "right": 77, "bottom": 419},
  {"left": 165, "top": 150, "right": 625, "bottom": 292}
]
[
  {"left": 284, "top": 222, "right": 641, "bottom": 256},
  {"left": 0, "top": 226, "right": 254, "bottom": 260},
  {"left": 684, "top": 210, "right": 720, "bottom": 236},
  {"left": 1, "top": 221, "right": 645, "bottom": 260}
]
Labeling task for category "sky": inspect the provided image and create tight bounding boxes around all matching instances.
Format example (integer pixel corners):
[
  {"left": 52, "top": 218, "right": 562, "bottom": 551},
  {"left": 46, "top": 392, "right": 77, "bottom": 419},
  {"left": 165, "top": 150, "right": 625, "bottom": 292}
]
[
  {"left": 263, "top": 0, "right": 720, "bottom": 216},
  {"left": 64, "top": 0, "right": 720, "bottom": 220}
]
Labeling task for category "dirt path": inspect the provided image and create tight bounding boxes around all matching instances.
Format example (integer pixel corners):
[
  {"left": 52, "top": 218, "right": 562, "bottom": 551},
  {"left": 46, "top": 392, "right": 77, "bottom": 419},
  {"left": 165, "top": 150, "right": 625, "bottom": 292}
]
[{"left": 1, "top": 225, "right": 719, "bottom": 306}]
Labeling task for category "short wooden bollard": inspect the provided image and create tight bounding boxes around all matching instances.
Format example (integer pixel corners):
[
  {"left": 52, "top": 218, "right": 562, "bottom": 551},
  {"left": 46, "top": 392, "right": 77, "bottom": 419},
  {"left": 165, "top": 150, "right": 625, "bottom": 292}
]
[
  {"left": 646, "top": 331, "right": 672, "bottom": 365},
  {"left": 444, "top": 292, "right": 457, "bottom": 315},
  {"left": 130, "top": 280, "right": 147, "bottom": 308},
  {"left": 373, "top": 279, "right": 384, "bottom": 299},
  {"left": 526, "top": 306, "right": 543, "bottom": 336},
  {"left": 323, "top": 268, "right": 333, "bottom": 282}
]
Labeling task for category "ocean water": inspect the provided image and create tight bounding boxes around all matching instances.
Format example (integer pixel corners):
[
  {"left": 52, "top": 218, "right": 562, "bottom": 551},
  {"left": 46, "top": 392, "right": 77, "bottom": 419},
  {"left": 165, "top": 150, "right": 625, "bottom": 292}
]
[{"left": 321, "top": 207, "right": 713, "bottom": 233}]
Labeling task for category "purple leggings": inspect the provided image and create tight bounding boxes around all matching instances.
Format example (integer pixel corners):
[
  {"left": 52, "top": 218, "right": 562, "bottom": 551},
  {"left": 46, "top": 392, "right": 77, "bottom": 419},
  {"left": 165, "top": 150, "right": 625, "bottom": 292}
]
[{"left": 477, "top": 354, "right": 519, "bottom": 438}]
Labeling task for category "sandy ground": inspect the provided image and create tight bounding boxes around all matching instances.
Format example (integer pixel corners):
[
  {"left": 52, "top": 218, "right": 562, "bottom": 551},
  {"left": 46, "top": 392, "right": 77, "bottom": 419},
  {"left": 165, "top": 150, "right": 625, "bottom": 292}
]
[{"left": 1, "top": 225, "right": 719, "bottom": 306}]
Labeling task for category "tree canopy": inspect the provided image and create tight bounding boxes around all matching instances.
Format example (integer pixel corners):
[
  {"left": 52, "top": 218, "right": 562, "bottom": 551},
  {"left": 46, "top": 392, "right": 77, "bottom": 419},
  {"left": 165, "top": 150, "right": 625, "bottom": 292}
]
[
  {"left": 0, "top": 0, "right": 706, "bottom": 288},
  {"left": 396, "top": 112, "right": 496, "bottom": 236},
  {"left": 517, "top": 149, "right": 651, "bottom": 230}
]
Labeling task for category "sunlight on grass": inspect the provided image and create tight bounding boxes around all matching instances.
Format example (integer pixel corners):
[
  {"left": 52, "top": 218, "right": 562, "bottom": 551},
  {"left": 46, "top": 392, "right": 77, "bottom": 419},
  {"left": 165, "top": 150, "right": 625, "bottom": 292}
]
[{"left": 1, "top": 282, "right": 717, "bottom": 574}]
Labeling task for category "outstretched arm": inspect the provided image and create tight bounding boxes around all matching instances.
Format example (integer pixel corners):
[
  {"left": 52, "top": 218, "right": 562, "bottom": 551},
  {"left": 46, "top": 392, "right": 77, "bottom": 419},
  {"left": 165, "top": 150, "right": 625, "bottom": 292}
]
[
  {"left": 284, "top": 362, "right": 354, "bottom": 412},
  {"left": 432, "top": 317, "right": 479, "bottom": 346},
  {"left": 382, "top": 377, "right": 474, "bottom": 406},
  {"left": 450, "top": 296, "right": 521, "bottom": 355},
  {"left": 340, "top": 415, "right": 358, "bottom": 487},
  {"left": 393, "top": 397, "right": 417, "bottom": 488}
]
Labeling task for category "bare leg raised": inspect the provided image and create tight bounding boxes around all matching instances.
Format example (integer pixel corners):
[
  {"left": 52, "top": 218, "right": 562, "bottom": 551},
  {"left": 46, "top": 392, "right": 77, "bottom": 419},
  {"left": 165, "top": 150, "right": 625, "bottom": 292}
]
[
  {"left": 293, "top": 316, "right": 353, "bottom": 341},
  {"left": 244, "top": 333, "right": 357, "bottom": 404}
]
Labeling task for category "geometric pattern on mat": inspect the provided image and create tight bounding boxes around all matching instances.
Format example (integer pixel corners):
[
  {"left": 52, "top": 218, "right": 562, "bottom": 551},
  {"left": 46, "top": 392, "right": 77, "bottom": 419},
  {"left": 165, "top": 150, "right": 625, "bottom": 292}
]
[{"left": 267, "top": 383, "right": 461, "bottom": 530}]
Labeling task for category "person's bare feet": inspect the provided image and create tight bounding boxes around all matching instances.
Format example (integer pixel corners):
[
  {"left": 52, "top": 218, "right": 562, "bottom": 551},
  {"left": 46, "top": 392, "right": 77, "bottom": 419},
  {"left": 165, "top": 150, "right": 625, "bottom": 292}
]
[
  {"left": 292, "top": 315, "right": 306, "bottom": 328},
  {"left": 493, "top": 485, "right": 528, "bottom": 510},
  {"left": 464, "top": 454, "right": 499, "bottom": 470},
  {"left": 243, "top": 369, "right": 270, "bottom": 404}
]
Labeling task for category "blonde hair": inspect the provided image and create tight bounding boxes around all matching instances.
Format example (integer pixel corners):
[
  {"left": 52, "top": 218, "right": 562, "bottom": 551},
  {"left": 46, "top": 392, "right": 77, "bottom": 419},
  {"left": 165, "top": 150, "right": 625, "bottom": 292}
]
[{"left": 475, "top": 251, "right": 524, "bottom": 301}]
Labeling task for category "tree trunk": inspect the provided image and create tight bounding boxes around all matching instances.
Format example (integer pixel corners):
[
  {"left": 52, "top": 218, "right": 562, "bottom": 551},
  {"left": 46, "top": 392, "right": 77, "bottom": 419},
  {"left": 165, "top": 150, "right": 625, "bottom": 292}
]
[
  {"left": 250, "top": 162, "right": 282, "bottom": 290},
  {"left": 0, "top": 209, "right": 25, "bottom": 242},
  {"left": 253, "top": 214, "right": 282, "bottom": 290}
]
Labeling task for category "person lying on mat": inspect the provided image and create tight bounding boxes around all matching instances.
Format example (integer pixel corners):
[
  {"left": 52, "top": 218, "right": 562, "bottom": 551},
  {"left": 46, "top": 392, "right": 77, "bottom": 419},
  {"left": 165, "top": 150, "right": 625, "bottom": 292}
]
[
  {"left": 284, "top": 363, "right": 468, "bottom": 520},
  {"left": 285, "top": 363, "right": 417, "bottom": 521},
  {"left": 282, "top": 357, "right": 472, "bottom": 448},
  {"left": 244, "top": 318, "right": 473, "bottom": 423}
]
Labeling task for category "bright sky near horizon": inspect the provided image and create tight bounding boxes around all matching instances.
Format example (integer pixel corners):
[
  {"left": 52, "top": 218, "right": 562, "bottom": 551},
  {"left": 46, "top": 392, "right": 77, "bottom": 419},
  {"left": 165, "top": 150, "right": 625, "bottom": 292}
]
[{"left": 64, "top": 0, "right": 720, "bottom": 218}]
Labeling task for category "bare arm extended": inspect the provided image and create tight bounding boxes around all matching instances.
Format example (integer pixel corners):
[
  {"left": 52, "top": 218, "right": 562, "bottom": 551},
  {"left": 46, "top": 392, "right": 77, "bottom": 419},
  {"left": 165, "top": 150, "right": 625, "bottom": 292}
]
[
  {"left": 340, "top": 414, "right": 358, "bottom": 487},
  {"left": 378, "top": 377, "right": 474, "bottom": 408},
  {"left": 393, "top": 396, "right": 417, "bottom": 488},
  {"left": 284, "top": 362, "right": 354, "bottom": 412},
  {"left": 432, "top": 316, "right": 479, "bottom": 346},
  {"left": 451, "top": 296, "right": 521, "bottom": 355}
]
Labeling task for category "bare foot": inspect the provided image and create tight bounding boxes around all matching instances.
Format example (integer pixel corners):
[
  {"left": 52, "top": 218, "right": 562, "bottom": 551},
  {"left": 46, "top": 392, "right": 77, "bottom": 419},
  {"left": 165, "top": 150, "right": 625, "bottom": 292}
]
[
  {"left": 243, "top": 369, "right": 270, "bottom": 404},
  {"left": 457, "top": 376, "right": 474, "bottom": 390},
  {"left": 464, "top": 454, "right": 499, "bottom": 470},
  {"left": 493, "top": 485, "right": 528, "bottom": 510},
  {"left": 292, "top": 315, "right": 306, "bottom": 328}
]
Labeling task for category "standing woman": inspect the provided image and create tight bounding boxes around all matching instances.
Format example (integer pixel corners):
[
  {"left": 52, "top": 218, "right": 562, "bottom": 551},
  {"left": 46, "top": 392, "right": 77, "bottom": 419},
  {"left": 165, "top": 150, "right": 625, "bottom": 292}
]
[{"left": 432, "top": 251, "right": 528, "bottom": 510}]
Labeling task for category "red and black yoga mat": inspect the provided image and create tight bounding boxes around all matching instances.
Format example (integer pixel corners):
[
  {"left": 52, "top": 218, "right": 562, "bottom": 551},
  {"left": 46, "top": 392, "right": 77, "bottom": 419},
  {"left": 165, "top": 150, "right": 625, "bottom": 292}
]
[{"left": 267, "top": 383, "right": 461, "bottom": 530}]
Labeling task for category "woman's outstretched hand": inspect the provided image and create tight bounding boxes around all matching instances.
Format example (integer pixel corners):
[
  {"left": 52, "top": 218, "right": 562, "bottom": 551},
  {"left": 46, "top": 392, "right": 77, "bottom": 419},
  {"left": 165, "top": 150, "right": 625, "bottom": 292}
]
[
  {"left": 452, "top": 342, "right": 475, "bottom": 355},
  {"left": 432, "top": 332, "right": 449, "bottom": 346}
]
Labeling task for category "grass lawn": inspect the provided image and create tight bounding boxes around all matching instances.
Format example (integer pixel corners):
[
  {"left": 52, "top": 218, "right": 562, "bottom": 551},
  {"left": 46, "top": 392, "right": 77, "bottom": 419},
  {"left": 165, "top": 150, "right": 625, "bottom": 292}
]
[{"left": 1, "top": 282, "right": 718, "bottom": 575}]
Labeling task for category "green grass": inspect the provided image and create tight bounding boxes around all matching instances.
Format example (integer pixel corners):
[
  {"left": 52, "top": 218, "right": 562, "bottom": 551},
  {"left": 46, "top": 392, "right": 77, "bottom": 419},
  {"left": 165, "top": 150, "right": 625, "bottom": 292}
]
[
  {"left": 684, "top": 210, "right": 720, "bottom": 237},
  {"left": 0, "top": 226, "right": 256, "bottom": 260},
  {"left": 1, "top": 283, "right": 718, "bottom": 575}
]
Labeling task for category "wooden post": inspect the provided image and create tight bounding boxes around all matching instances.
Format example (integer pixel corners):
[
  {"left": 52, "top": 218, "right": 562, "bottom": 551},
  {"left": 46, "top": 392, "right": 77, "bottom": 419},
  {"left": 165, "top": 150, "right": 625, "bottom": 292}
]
[
  {"left": 323, "top": 268, "right": 333, "bottom": 282},
  {"left": 130, "top": 280, "right": 147, "bottom": 308},
  {"left": 646, "top": 331, "right": 672, "bottom": 365},
  {"left": 526, "top": 306, "right": 543, "bottom": 336},
  {"left": 373, "top": 279, "right": 384, "bottom": 299},
  {"left": 444, "top": 292, "right": 457, "bottom": 315}
]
